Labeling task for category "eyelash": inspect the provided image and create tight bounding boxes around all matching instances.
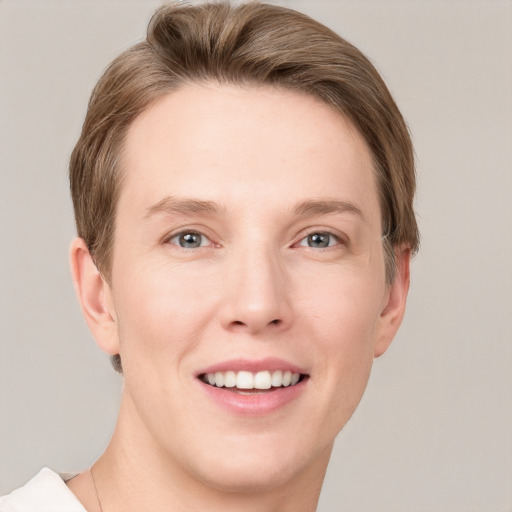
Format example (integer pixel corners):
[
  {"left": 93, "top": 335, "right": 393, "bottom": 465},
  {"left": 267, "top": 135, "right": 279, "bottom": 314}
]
[
  {"left": 293, "top": 230, "right": 346, "bottom": 249},
  {"left": 165, "top": 229, "right": 347, "bottom": 251},
  {"left": 166, "top": 230, "right": 217, "bottom": 249}
]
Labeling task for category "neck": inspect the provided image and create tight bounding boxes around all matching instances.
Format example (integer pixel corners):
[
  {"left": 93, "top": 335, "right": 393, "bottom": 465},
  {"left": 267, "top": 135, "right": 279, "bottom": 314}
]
[{"left": 92, "top": 391, "right": 331, "bottom": 512}]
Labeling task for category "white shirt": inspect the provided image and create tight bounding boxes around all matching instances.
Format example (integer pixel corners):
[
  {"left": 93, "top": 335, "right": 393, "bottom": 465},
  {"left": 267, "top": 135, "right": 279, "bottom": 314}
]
[{"left": 0, "top": 468, "right": 86, "bottom": 512}]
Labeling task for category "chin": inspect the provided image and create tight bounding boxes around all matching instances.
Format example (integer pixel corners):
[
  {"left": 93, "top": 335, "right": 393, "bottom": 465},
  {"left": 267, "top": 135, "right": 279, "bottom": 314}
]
[
  {"left": 185, "top": 433, "right": 333, "bottom": 495},
  {"left": 195, "top": 456, "right": 304, "bottom": 494}
]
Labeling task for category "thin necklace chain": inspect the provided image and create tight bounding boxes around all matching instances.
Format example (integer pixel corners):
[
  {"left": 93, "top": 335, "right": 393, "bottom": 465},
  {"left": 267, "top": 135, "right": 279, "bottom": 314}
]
[{"left": 90, "top": 466, "right": 104, "bottom": 512}]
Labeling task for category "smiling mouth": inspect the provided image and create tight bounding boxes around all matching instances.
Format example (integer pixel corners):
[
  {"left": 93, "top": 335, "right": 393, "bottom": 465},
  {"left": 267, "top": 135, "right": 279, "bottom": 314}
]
[{"left": 199, "top": 370, "right": 308, "bottom": 393}]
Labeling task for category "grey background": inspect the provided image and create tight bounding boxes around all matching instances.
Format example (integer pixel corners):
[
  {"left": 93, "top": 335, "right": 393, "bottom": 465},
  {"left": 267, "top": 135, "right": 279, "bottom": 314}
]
[{"left": 1, "top": 1, "right": 511, "bottom": 510}]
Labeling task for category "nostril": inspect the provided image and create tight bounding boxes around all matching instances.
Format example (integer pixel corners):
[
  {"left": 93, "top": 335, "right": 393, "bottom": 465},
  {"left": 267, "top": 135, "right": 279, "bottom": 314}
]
[{"left": 226, "top": 317, "right": 286, "bottom": 333}]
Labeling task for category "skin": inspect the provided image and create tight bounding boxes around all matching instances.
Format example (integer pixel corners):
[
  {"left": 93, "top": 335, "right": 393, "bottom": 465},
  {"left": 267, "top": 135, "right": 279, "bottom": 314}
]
[{"left": 69, "top": 84, "right": 410, "bottom": 512}]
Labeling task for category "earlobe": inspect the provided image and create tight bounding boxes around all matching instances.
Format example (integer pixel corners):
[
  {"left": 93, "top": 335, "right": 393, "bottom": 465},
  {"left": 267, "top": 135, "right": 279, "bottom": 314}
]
[
  {"left": 69, "top": 238, "right": 120, "bottom": 355},
  {"left": 374, "top": 247, "right": 411, "bottom": 357}
]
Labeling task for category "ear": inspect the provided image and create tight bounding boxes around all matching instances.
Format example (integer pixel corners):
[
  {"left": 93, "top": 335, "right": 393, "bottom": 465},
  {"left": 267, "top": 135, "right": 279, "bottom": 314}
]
[
  {"left": 374, "top": 247, "right": 411, "bottom": 358},
  {"left": 70, "top": 238, "right": 120, "bottom": 355}
]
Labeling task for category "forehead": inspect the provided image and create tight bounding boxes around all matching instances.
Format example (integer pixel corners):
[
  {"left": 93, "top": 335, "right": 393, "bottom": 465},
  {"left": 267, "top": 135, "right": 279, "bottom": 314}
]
[{"left": 119, "top": 83, "right": 379, "bottom": 224}]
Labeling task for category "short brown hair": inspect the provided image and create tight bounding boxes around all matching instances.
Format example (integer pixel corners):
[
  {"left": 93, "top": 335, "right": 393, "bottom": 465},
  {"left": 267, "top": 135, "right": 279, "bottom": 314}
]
[{"left": 70, "top": 1, "right": 419, "bottom": 371}]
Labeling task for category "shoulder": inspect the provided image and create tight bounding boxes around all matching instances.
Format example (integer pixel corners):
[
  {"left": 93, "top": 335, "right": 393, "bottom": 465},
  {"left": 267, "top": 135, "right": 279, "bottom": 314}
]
[{"left": 0, "top": 468, "right": 86, "bottom": 512}]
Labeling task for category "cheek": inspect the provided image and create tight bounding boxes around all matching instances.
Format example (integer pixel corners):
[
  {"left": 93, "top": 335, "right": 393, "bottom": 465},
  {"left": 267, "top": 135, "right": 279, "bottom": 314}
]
[
  {"left": 112, "top": 261, "right": 220, "bottom": 367},
  {"left": 302, "top": 264, "right": 384, "bottom": 349},
  {"left": 302, "top": 271, "right": 383, "bottom": 430},
  {"left": 314, "top": 291, "right": 379, "bottom": 389},
  {"left": 111, "top": 264, "right": 220, "bottom": 432}
]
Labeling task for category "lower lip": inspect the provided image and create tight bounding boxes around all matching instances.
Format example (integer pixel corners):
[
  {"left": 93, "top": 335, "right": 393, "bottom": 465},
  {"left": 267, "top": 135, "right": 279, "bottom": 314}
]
[{"left": 198, "top": 379, "right": 307, "bottom": 416}]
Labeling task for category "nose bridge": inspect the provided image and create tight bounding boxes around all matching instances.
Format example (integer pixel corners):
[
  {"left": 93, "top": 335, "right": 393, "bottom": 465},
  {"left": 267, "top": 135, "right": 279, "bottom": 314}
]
[{"left": 222, "top": 239, "right": 291, "bottom": 334}]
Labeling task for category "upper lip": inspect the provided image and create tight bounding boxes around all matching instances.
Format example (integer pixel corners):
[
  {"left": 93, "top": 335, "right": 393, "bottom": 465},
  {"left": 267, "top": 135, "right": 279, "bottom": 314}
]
[{"left": 196, "top": 357, "right": 308, "bottom": 376}]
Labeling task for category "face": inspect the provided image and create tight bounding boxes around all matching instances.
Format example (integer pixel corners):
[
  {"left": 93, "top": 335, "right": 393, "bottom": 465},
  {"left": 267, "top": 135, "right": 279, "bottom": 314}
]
[{"left": 80, "top": 84, "right": 408, "bottom": 493}]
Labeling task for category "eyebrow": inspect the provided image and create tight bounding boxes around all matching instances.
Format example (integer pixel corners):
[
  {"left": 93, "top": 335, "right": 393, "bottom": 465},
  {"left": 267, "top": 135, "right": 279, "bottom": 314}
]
[
  {"left": 292, "top": 199, "right": 364, "bottom": 220},
  {"left": 144, "top": 196, "right": 363, "bottom": 221},
  {"left": 143, "top": 196, "right": 225, "bottom": 219}
]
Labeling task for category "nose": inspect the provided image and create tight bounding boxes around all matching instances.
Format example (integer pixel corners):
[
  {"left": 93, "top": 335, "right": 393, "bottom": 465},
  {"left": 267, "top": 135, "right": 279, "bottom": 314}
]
[{"left": 219, "top": 245, "right": 293, "bottom": 336}]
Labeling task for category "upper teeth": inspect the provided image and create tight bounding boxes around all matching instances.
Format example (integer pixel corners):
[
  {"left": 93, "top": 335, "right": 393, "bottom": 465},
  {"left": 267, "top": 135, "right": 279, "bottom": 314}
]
[{"left": 203, "top": 370, "right": 301, "bottom": 389}]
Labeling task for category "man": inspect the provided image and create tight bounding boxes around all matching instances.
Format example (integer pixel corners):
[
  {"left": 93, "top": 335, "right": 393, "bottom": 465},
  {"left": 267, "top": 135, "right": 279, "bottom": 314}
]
[{"left": 1, "top": 2, "right": 418, "bottom": 511}]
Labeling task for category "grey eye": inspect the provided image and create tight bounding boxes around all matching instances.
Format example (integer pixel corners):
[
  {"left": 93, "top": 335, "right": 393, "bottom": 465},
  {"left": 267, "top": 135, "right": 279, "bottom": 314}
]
[
  {"left": 306, "top": 232, "right": 332, "bottom": 248},
  {"left": 170, "top": 231, "right": 208, "bottom": 249},
  {"left": 296, "top": 231, "right": 341, "bottom": 249}
]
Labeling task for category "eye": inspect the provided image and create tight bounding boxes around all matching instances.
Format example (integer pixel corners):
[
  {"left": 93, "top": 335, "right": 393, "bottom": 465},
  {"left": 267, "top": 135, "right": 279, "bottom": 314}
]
[
  {"left": 168, "top": 231, "right": 211, "bottom": 249},
  {"left": 297, "top": 232, "right": 341, "bottom": 249}
]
